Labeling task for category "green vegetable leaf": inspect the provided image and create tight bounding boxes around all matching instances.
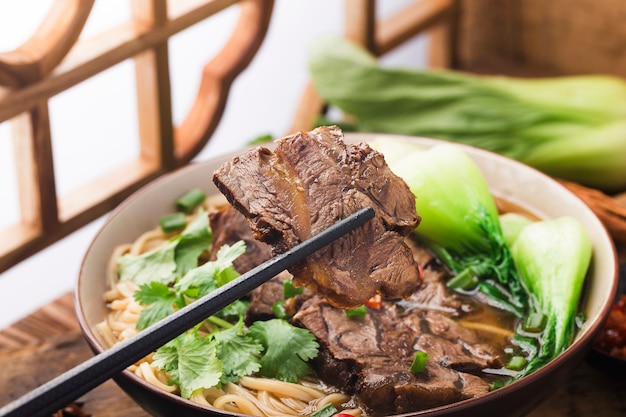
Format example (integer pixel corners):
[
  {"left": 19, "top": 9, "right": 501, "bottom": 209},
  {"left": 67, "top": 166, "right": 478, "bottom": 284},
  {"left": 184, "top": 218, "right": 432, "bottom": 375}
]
[
  {"left": 173, "top": 208, "right": 213, "bottom": 276},
  {"left": 212, "top": 241, "right": 247, "bottom": 287},
  {"left": 132, "top": 240, "right": 246, "bottom": 330},
  {"left": 134, "top": 282, "right": 183, "bottom": 329},
  {"left": 511, "top": 216, "right": 592, "bottom": 375},
  {"left": 283, "top": 279, "right": 304, "bottom": 299},
  {"left": 175, "top": 263, "right": 219, "bottom": 298},
  {"left": 248, "top": 319, "right": 319, "bottom": 382},
  {"left": 117, "top": 209, "right": 212, "bottom": 286},
  {"left": 117, "top": 240, "right": 178, "bottom": 285},
  {"left": 385, "top": 142, "right": 527, "bottom": 317},
  {"left": 213, "top": 320, "right": 263, "bottom": 383},
  {"left": 346, "top": 305, "right": 367, "bottom": 318},
  {"left": 153, "top": 331, "right": 223, "bottom": 399},
  {"left": 175, "top": 241, "right": 245, "bottom": 297},
  {"left": 215, "top": 300, "right": 249, "bottom": 322},
  {"left": 308, "top": 36, "right": 626, "bottom": 192},
  {"left": 499, "top": 213, "right": 533, "bottom": 248},
  {"left": 248, "top": 133, "right": 274, "bottom": 145},
  {"left": 310, "top": 403, "right": 338, "bottom": 417}
]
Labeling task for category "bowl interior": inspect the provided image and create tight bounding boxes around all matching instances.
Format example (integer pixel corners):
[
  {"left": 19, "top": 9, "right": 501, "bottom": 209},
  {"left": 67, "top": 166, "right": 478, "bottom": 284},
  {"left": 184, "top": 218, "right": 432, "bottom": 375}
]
[{"left": 76, "top": 134, "right": 619, "bottom": 416}]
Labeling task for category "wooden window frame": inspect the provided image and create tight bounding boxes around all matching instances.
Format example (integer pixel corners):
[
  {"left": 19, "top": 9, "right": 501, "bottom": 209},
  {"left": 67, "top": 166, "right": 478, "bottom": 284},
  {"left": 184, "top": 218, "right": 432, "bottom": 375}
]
[{"left": 0, "top": 0, "right": 274, "bottom": 273}]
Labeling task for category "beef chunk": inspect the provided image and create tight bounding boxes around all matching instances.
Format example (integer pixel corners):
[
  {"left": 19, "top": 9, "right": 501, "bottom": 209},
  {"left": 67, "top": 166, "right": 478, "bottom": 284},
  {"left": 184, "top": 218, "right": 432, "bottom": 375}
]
[
  {"left": 209, "top": 204, "right": 317, "bottom": 325},
  {"left": 212, "top": 126, "right": 422, "bottom": 308},
  {"left": 292, "top": 294, "right": 502, "bottom": 416},
  {"left": 209, "top": 205, "right": 285, "bottom": 323},
  {"left": 208, "top": 205, "right": 272, "bottom": 273},
  {"left": 245, "top": 274, "right": 286, "bottom": 324}
]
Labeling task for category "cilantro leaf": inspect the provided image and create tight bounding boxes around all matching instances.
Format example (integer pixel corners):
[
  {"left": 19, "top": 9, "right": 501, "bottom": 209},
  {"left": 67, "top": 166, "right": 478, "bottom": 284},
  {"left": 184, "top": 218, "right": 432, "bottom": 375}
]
[
  {"left": 153, "top": 331, "right": 223, "bottom": 399},
  {"left": 175, "top": 241, "right": 246, "bottom": 297},
  {"left": 130, "top": 241, "right": 247, "bottom": 330},
  {"left": 248, "top": 319, "right": 319, "bottom": 382},
  {"left": 212, "top": 241, "right": 247, "bottom": 287},
  {"left": 175, "top": 264, "right": 219, "bottom": 298},
  {"left": 117, "top": 209, "right": 212, "bottom": 286},
  {"left": 117, "top": 240, "right": 178, "bottom": 285},
  {"left": 216, "top": 300, "right": 250, "bottom": 322},
  {"left": 173, "top": 209, "right": 212, "bottom": 276},
  {"left": 134, "top": 282, "right": 184, "bottom": 330},
  {"left": 213, "top": 320, "right": 263, "bottom": 383}
]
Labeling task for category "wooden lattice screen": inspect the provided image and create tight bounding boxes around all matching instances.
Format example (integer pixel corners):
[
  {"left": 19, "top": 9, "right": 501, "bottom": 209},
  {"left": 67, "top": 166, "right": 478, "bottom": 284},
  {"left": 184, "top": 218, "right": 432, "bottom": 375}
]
[{"left": 0, "top": 0, "right": 274, "bottom": 273}]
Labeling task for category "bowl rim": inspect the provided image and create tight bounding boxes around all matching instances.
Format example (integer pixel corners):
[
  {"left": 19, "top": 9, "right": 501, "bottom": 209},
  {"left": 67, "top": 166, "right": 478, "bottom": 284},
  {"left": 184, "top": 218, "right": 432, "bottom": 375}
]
[{"left": 75, "top": 133, "right": 620, "bottom": 416}]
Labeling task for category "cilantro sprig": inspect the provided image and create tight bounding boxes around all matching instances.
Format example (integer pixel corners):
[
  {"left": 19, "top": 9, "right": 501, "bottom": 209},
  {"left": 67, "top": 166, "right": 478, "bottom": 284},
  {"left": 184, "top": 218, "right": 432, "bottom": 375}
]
[
  {"left": 117, "top": 208, "right": 213, "bottom": 285},
  {"left": 153, "top": 317, "right": 319, "bottom": 398},
  {"left": 248, "top": 319, "right": 319, "bottom": 383},
  {"left": 153, "top": 330, "right": 223, "bottom": 399},
  {"left": 133, "top": 241, "right": 246, "bottom": 329}
]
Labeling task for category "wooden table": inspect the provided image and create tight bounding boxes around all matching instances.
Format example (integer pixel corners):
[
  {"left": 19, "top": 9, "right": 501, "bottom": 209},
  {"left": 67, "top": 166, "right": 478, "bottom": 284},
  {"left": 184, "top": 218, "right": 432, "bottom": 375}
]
[{"left": 0, "top": 289, "right": 625, "bottom": 417}]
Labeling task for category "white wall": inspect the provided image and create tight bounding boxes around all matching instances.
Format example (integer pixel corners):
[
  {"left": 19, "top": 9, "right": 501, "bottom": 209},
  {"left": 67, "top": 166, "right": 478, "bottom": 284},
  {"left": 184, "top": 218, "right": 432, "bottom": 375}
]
[{"left": 0, "top": 0, "right": 427, "bottom": 328}]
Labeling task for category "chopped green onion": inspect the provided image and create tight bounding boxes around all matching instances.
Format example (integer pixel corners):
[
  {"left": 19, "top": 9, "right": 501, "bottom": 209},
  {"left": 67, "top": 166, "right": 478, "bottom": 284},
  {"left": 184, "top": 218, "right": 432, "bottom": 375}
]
[
  {"left": 206, "top": 315, "right": 234, "bottom": 329},
  {"left": 176, "top": 188, "right": 206, "bottom": 214},
  {"left": 283, "top": 279, "right": 304, "bottom": 299},
  {"left": 490, "top": 379, "right": 507, "bottom": 390},
  {"left": 248, "top": 133, "right": 274, "bottom": 145},
  {"left": 159, "top": 212, "right": 187, "bottom": 233},
  {"left": 447, "top": 268, "right": 479, "bottom": 291},
  {"left": 410, "top": 350, "right": 429, "bottom": 374},
  {"left": 505, "top": 356, "right": 526, "bottom": 371},
  {"left": 310, "top": 403, "right": 338, "bottom": 417},
  {"left": 522, "top": 312, "right": 547, "bottom": 333},
  {"left": 346, "top": 305, "right": 367, "bottom": 318},
  {"left": 272, "top": 301, "right": 290, "bottom": 320}
]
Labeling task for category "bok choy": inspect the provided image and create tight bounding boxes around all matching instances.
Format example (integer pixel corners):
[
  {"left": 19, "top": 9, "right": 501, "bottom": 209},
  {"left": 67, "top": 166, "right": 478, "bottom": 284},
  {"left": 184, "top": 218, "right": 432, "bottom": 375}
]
[
  {"left": 510, "top": 217, "right": 592, "bottom": 375},
  {"left": 378, "top": 142, "right": 527, "bottom": 317},
  {"left": 376, "top": 139, "right": 593, "bottom": 378},
  {"left": 309, "top": 37, "right": 626, "bottom": 192}
]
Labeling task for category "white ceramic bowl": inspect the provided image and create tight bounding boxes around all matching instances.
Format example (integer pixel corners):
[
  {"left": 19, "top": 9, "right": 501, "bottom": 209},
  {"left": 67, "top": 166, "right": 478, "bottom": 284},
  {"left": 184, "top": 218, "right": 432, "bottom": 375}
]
[{"left": 76, "top": 134, "right": 619, "bottom": 417}]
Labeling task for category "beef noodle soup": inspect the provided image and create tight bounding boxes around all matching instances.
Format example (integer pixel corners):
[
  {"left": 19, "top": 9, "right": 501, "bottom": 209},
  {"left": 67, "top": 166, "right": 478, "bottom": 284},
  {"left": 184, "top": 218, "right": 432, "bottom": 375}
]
[{"left": 95, "top": 194, "right": 532, "bottom": 417}]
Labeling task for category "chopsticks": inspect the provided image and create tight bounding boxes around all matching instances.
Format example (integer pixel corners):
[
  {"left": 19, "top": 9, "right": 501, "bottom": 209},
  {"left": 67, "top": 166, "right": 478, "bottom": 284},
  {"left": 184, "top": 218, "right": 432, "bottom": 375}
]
[{"left": 0, "top": 206, "right": 375, "bottom": 417}]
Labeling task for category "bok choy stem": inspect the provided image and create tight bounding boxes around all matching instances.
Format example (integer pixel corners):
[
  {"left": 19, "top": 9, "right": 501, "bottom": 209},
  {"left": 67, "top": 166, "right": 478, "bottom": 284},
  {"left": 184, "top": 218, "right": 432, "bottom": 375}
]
[{"left": 510, "top": 217, "right": 592, "bottom": 375}]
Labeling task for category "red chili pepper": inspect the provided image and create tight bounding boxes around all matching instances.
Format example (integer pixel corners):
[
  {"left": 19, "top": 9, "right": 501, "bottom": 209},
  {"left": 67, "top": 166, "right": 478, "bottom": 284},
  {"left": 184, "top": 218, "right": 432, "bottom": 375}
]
[
  {"left": 365, "top": 294, "right": 382, "bottom": 309},
  {"left": 333, "top": 413, "right": 355, "bottom": 417}
]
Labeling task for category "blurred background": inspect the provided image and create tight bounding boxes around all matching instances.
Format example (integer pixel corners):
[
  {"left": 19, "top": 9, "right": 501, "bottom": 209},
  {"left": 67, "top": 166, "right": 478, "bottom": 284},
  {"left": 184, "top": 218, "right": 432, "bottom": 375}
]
[{"left": 0, "top": 0, "right": 427, "bottom": 328}]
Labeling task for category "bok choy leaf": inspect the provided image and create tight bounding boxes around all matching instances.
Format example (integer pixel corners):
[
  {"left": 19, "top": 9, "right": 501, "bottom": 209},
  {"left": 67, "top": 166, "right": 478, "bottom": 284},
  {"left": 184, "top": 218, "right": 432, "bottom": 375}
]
[
  {"left": 379, "top": 142, "right": 527, "bottom": 317},
  {"left": 510, "top": 217, "right": 592, "bottom": 375},
  {"left": 309, "top": 37, "right": 626, "bottom": 192}
]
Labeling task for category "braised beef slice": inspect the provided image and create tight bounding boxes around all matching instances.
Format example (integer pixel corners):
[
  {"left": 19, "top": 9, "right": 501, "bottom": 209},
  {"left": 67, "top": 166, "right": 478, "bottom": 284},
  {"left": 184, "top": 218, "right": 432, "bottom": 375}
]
[
  {"left": 400, "top": 237, "right": 468, "bottom": 315},
  {"left": 208, "top": 205, "right": 273, "bottom": 273},
  {"left": 208, "top": 205, "right": 287, "bottom": 323},
  {"left": 212, "top": 126, "right": 421, "bottom": 308},
  {"left": 292, "top": 293, "right": 502, "bottom": 416}
]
